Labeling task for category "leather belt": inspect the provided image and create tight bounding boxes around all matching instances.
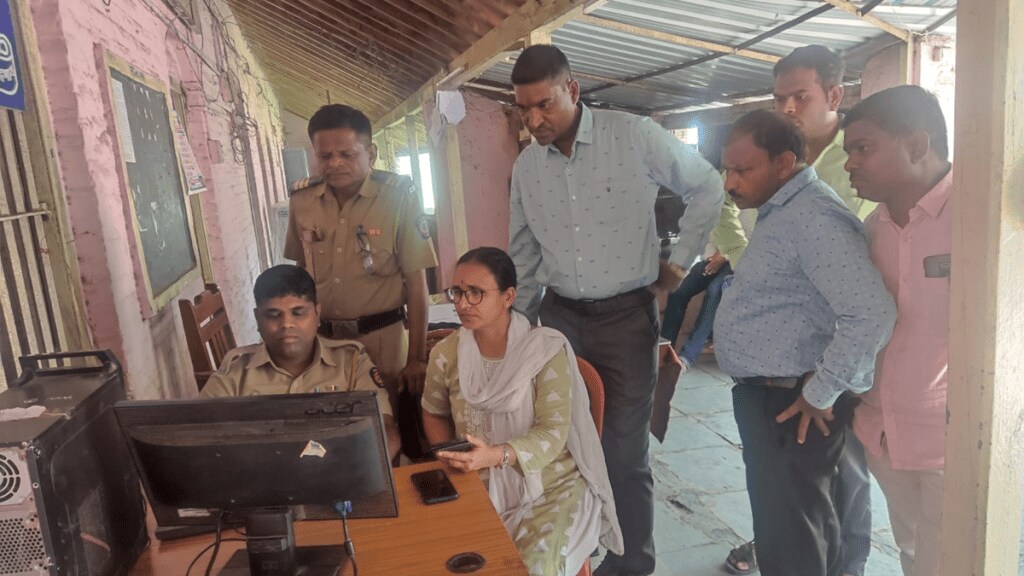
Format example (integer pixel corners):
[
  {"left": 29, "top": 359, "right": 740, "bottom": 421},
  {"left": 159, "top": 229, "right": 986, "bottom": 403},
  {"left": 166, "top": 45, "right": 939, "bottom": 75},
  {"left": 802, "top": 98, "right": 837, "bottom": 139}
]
[
  {"left": 321, "top": 307, "right": 406, "bottom": 339},
  {"left": 733, "top": 376, "right": 801, "bottom": 389},
  {"left": 549, "top": 286, "right": 652, "bottom": 315}
]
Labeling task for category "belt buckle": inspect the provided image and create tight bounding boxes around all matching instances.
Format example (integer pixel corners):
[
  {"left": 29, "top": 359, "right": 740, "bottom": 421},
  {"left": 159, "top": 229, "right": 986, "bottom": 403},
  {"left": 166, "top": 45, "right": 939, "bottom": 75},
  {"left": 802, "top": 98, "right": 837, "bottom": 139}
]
[{"left": 331, "top": 320, "right": 360, "bottom": 339}]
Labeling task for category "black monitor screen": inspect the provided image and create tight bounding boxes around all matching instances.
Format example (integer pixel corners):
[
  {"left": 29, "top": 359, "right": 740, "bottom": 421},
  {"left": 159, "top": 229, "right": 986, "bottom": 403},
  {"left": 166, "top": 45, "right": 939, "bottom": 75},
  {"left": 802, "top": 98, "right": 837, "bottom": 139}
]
[{"left": 114, "top": 391, "right": 397, "bottom": 527}]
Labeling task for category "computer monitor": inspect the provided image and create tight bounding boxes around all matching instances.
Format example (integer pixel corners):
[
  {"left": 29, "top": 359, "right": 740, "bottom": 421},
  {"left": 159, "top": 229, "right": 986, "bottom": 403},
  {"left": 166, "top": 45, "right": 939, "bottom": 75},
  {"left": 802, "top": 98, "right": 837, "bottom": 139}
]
[{"left": 114, "top": 391, "right": 397, "bottom": 575}]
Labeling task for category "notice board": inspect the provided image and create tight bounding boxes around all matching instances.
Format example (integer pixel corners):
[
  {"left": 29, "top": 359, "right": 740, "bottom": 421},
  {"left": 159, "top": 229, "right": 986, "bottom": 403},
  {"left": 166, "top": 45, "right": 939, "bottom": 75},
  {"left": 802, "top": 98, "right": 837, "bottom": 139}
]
[{"left": 106, "top": 53, "right": 198, "bottom": 312}]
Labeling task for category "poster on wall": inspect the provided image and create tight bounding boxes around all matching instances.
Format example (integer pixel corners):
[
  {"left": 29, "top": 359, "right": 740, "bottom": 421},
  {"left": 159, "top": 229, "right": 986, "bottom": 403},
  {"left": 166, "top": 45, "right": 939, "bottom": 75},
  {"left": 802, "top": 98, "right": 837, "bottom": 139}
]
[
  {"left": 0, "top": 0, "right": 26, "bottom": 111},
  {"left": 170, "top": 110, "right": 206, "bottom": 194}
]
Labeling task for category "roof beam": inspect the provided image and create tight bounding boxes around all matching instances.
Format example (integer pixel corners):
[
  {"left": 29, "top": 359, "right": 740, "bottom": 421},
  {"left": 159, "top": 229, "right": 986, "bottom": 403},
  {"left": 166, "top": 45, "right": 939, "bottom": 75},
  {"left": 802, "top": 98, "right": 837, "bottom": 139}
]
[
  {"left": 819, "top": 0, "right": 912, "bottom": 42},
  {"left": 577, "top": 15, "right": 780, "bottom": 64},
  {"left": 375, "top": 0, "right": 590, "bottom": 128},
  {"left": 580, "top": 4, "right": 835, "bottom": 97}
]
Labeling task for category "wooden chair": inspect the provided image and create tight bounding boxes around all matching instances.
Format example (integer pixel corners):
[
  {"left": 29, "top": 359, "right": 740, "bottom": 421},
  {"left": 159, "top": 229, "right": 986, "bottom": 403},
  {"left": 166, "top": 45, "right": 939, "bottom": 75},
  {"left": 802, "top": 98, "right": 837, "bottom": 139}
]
[
  {"left": 178, "top": 283, "right": 236, "bottom": 391},
  {"left": 576, "top": 356, "right": 604, "bottom": 437},
  {"left": 575, "top": 356, "right": 606, "bottom": 576},
  {"left": 426, "top": 328, "right": 456, "bottom": 353}
]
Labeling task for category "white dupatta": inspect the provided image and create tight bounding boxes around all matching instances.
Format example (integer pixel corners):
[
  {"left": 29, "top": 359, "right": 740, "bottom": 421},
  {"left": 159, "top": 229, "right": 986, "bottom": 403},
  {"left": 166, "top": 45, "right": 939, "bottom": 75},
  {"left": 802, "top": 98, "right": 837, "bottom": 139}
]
[{"left": 458, "top": 311, "right": 624, "bottom": 555}]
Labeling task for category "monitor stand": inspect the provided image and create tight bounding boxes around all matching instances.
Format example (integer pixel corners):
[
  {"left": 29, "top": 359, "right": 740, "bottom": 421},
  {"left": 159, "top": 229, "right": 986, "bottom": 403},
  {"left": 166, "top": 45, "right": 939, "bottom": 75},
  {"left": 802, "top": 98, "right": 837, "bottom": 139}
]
[{"left": 218, "top": 546, "right": 349, "bottom": 576}]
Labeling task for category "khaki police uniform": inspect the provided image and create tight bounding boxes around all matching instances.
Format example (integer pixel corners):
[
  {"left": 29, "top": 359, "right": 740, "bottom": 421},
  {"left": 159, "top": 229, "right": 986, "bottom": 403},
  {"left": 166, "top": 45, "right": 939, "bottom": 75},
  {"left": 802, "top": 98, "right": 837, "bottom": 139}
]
[
  {"left": 284, "top": 169, "right": 437, "bottom": 413},
  {"left": 201, "top": 336, "right": 392, "bottom": 417}
]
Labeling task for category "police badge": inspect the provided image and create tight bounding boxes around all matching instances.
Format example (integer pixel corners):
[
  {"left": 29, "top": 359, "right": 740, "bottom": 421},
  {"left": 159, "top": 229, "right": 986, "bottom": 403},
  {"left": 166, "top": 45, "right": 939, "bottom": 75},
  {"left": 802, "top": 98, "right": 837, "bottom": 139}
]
[{"left": 416, "top": 214, "right": 431, "bottom": 239}]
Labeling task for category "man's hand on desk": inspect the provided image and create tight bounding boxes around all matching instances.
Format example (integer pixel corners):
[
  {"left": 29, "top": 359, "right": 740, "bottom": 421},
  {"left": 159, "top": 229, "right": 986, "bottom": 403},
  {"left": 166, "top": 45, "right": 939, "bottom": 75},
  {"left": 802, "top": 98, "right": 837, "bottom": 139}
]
[{"left": 436, "top": 434, "right": 509, "bottom": 473}]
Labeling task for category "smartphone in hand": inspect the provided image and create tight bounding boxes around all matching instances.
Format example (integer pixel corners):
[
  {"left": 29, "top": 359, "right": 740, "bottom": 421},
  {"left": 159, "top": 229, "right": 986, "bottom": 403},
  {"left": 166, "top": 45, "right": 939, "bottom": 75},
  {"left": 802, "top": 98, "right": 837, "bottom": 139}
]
[
  {"left": 411, "top": 469, "right": 459, "bottom": 505},
  {"left": 431, "top": 438, "right": 473, "bottom": 454}
]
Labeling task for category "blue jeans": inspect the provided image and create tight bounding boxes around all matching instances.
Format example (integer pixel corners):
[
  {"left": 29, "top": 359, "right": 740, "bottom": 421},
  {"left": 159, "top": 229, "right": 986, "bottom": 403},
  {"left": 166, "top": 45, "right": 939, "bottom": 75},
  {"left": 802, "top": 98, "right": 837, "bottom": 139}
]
[{"left": 660, "top": 259, "right": 732, "bottom": 365}]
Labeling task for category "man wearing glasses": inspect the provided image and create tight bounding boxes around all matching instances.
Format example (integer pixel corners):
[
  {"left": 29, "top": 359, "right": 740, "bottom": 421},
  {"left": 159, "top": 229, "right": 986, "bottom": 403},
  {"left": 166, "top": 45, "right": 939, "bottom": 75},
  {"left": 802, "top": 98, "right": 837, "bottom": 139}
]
[
  {"left": 285, "top": 104, "right": 438, "bottom": 451},
  {"left": 508, "top": 45, "right": 723, "bottom": 576}
]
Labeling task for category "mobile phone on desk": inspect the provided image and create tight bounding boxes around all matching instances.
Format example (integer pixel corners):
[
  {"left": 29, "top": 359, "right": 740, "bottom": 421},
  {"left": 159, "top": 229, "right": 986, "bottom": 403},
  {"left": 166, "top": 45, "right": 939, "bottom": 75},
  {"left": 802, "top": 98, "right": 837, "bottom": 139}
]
[
  {"left": 431, "top": 438, "right": 473, "bottom": 454},
  {"left": 411, "top": 469, "right": 459, "bottom": 505}
]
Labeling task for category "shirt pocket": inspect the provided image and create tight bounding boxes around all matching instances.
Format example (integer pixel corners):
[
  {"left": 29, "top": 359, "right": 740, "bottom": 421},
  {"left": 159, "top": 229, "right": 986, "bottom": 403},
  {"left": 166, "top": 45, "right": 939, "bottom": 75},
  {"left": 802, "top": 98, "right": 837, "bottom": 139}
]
[
  {"left": 299, "top": 229, "right": 332, "bottom": 281},
  {"left": 363, "top": 231, "right": 400, "bottom": 277}
]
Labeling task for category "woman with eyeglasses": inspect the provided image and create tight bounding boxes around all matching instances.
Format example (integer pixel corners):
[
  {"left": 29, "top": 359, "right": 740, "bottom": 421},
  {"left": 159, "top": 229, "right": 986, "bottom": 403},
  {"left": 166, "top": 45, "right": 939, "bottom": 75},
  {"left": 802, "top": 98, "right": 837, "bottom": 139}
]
[{"left": 422, "top": 247, "right": 623, "bottom": 575}]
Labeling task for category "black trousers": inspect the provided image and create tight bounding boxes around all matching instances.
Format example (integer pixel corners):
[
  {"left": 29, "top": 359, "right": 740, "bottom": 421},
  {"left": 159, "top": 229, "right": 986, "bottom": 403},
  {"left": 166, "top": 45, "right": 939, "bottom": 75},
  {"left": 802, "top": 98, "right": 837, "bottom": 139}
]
[
  {"left": 732, "top": 383, "right": 854, "bottom": 576},
  {"left": 540, "top": 289, "right": 659, "bottom": 575}
]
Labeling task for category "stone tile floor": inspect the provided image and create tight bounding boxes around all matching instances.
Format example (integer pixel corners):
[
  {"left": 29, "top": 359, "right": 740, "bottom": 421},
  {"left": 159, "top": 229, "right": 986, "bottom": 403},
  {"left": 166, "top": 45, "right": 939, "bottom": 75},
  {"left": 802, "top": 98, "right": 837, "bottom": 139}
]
[{"left": 645, "top": 357, "right": 1024, "bottom": 576}]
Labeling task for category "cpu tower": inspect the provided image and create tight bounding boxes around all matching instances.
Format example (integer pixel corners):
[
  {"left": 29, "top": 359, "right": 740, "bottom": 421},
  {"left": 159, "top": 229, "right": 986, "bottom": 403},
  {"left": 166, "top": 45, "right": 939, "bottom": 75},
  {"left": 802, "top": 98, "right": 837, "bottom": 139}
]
[{"left": 0, "top": 351, "right": 147, "bottom": 575}]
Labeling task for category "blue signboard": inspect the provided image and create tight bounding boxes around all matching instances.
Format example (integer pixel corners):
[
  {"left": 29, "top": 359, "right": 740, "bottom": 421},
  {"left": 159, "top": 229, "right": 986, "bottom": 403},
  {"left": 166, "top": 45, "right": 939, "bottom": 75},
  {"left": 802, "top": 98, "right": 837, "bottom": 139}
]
[{"left": 0, "top": 0, "right": 24, "bottom": 111}]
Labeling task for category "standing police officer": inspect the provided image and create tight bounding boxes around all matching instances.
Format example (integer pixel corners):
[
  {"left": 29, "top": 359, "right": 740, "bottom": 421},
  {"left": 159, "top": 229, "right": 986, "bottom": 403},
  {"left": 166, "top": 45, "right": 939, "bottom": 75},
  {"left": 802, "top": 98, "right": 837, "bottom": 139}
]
[{"left": 285, "top": 104, "right": 438, "bottom": 435}]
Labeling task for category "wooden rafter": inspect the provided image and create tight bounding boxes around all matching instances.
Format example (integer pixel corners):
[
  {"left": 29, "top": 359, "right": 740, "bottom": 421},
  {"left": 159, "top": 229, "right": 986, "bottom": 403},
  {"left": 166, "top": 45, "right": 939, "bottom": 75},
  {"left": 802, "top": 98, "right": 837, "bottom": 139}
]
[
  {"left": 820, "top": 0, "right": 911, "bottom": 42},
  {"left": 225, "top": 0, "right": 526, "bottom": 119},
  {"left": 577, "top": 15, "right": 780, "bottom": 64},
  {"left": 375, "top": 0, "right": 588, "bottom": 128}
]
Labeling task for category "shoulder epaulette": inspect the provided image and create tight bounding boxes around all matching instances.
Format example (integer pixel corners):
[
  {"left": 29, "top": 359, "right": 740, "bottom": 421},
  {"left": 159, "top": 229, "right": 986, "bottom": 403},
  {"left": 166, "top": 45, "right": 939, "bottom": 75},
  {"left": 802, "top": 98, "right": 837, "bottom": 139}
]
[{"left": 218, "top": 347, "right": 256, "bottom": 374}]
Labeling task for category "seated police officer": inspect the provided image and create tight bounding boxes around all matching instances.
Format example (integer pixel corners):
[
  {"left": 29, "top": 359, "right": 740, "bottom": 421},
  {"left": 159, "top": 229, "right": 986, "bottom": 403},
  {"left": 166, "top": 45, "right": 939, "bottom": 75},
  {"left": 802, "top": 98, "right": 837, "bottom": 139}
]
[{"left": 202, "top": 264, "right": 401, "bottom": 460}]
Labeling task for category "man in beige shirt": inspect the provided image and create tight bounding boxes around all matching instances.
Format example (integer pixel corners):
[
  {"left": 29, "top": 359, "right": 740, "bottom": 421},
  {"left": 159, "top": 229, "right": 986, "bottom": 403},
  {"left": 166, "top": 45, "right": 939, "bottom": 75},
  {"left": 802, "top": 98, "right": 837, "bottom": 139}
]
[
  {"left": 203, "top": 264, "right": 400, "bottom": 460},
  {"left": 285, "top": 105, "right": 437, "bottom": 457}
]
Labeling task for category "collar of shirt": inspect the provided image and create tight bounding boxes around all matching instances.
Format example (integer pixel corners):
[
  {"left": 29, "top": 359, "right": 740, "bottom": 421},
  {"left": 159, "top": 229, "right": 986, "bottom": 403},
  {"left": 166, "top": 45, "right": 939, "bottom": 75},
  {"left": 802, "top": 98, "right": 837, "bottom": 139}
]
[
  {"left": 312, "top": 173, "right": 377, "bottom": 200},
  {"left": 875, "top": 168, "right": 954, "bottom": 225},
  {"left": 248, "top": 336, "right": 337, "bottom": 372},
  {"left": 759, "top": 165, "right": 820, "bottom": 215},
  {"left": 544, "top": 103, "right": 594, "bottom": 157},
  {"left": 813, "top": 125, "right": 845, "bottom": 169}
]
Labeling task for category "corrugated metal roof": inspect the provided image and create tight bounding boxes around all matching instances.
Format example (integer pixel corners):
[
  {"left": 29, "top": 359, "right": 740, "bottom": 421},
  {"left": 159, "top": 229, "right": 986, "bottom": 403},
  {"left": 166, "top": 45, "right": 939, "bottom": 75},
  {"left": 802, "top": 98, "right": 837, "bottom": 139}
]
[
  {"left": 226, "top": 0, "right": 956, "bottom": 120},
  {"left": 477, "top": 0, "right": 956, "bottom": 113}
]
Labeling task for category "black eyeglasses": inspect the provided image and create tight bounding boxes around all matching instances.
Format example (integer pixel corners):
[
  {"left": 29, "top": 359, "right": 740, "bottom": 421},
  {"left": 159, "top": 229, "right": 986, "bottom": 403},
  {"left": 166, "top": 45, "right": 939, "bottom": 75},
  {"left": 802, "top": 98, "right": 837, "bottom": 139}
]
[
  {"left": 355, "top": 225, "right": 374, "bottom": 275},
  {"left": 445, "top": 286, "right": 501, "bottom": 305}
]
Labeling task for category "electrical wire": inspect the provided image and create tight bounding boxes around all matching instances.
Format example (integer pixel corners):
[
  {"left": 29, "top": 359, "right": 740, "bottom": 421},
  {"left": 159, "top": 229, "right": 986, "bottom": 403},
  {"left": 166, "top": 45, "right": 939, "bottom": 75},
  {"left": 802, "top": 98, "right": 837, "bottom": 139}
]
[
  {"left": 336, "top": 501, "right": 358, "bottom": 576},
  {"left": 203, "top": 513, "right": 225, "bottom": 576},
  {"left": 184, "top": 536, "right": 245, "bottom": 575}
]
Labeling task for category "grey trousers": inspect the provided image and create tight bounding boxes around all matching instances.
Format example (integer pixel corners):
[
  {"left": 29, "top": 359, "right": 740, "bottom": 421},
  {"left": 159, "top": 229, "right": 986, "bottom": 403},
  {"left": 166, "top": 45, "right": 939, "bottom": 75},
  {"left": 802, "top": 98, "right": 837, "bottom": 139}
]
[{"left": 540, "top": 289, "right": 659, "bottom": 575}]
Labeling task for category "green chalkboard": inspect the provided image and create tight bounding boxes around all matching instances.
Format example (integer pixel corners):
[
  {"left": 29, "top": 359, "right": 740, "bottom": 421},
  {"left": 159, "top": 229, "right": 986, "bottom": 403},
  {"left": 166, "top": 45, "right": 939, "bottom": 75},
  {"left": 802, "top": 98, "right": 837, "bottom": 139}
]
[{"left": 107, "top": 55, "right": 198, "bottom": 311}]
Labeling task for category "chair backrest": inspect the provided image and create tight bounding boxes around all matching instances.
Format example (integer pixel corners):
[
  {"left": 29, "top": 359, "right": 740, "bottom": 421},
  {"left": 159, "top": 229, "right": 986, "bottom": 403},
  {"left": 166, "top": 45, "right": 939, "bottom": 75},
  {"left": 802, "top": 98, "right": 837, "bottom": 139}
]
[
  {"left": 426, "top": 328, "right": 456, "bottom": 354},
  {"left": 425, "top": 328, "right": 605, "bottom": 436},
  {"left": 178, "top": 283, "right": 236, "bottom": 391},
  {"left": 576, "top": 357, "right": 604, "bottom": 437}
]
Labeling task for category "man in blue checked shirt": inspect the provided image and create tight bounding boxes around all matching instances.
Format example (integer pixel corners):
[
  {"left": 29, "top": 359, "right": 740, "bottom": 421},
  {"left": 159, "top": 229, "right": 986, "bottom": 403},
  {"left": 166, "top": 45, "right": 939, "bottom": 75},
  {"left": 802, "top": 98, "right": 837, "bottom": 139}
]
[
  {"left": 714, "top": 110, "right": 894, "bottom": 576},
  {"left": 508, "top": 45, "right": 724, "bottom": 576}
]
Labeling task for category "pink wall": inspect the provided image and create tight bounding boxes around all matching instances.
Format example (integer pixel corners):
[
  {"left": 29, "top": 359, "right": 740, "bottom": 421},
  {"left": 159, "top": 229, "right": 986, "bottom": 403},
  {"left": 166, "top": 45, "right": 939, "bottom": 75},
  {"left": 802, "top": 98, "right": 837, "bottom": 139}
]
[
  {"left": 427, "top": 91, "right": 520, "bottom": 286},
  {"left": 861, "top": 43, "right": 906, "bottom": 98},
  {"left": 457, "top": 92, "right": 519, "bottom": 251},
  {"left": 29, "top": 0, "right": 285, "bottom": 399}
]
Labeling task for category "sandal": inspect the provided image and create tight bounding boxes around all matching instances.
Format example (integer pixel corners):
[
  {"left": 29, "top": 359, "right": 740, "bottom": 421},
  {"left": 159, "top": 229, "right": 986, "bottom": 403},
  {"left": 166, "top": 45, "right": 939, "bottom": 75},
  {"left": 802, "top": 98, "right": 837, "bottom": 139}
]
[{"left": 724, "top": 540, "right": 757, "bottom": 575}]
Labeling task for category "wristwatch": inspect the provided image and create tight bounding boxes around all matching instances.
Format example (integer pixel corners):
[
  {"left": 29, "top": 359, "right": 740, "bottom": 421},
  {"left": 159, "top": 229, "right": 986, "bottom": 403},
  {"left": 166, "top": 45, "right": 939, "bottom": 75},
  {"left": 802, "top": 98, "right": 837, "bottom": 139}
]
[{"left": 497, "top": 445, "right": 510, "bottom": 469}]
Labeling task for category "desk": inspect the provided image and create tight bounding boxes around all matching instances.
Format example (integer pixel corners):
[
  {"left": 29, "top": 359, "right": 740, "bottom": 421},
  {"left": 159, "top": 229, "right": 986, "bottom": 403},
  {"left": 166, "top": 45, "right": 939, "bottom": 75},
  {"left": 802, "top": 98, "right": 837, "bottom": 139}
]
[{"left": 129, "top": 462, "right": 526, "bottom": 575}]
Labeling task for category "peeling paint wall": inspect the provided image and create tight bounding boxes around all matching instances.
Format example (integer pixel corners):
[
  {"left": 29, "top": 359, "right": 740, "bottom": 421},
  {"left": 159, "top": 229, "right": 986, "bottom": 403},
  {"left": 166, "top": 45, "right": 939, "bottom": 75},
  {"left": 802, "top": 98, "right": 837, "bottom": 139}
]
[
  {"left": 456, "top": 92, "right": 519, "bottom": 253},
  {"left": 28, "top": 0, "right": 285, "bottom": 399},
  {"left": 427, "top": 91, "right": 520, "bottom": 285}
]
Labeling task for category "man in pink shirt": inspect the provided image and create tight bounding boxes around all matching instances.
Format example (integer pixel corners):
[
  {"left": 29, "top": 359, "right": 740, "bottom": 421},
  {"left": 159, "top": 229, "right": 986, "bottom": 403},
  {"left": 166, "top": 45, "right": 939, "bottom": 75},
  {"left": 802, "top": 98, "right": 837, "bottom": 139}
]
[{"left": 843, "top": 85, "right": 952, "bottom": 576}]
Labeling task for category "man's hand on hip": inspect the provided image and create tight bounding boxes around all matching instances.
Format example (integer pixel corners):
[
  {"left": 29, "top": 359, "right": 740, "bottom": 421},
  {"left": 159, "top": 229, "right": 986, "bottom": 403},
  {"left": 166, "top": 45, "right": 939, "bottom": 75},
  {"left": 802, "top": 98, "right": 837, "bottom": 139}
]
[{"left": 775, "top": 373, "right": 834, "bottom": 444}]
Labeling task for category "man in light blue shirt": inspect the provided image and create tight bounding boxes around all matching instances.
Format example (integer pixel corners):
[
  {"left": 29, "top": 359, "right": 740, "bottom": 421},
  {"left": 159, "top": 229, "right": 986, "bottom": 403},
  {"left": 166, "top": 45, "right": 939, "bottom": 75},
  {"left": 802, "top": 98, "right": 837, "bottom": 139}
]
[
  {"left": 508, "top": 45, "right": 723, "bottom": 576},
  {"left": 714, "top": 109, "right": 894, "bottom": 576}
]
